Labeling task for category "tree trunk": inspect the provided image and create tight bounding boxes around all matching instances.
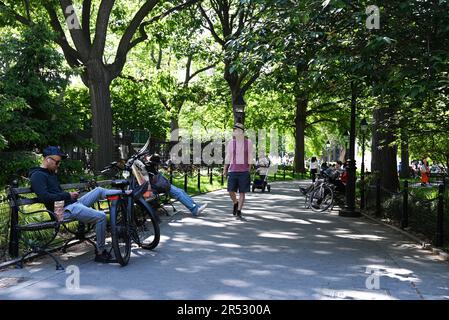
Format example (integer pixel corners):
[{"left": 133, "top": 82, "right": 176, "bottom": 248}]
[
  {"left": 224, "top": 60, "right": 246, "bottom": 124},
  {"left": 371, "top": 105, "right": 399, "bottom": 192},
  {"left": 400, "top": 130, "right": 410, "bottom": 179},
  {"left": 86, "top": 60, "right": 114, "bottom": 172},
  {"left": 294, "top": 94, "right": 307, "bottom": 173},
  {"left": 170, "top": 116, "right": 179, "bottom": 133},
  {"left": 231, "top": 88, "right": 246, "bottom": 124}
]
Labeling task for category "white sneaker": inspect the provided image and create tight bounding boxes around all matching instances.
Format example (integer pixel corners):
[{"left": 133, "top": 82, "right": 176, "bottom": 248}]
[{"left": 195, "top": 203, "right": 208, "bottom": 215}]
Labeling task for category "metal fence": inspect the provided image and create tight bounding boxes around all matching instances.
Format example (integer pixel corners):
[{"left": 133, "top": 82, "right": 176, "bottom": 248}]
[
  {"left": 0, "top": 194, "right": 10, "bottom": 262},
  {"left": 364, "top": 178, "right": 449, "bottom": 247}
]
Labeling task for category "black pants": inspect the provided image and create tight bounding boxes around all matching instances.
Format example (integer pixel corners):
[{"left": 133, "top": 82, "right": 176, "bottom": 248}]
[{"left": 310, "top": 169, "right": 318, "bottom": 182}]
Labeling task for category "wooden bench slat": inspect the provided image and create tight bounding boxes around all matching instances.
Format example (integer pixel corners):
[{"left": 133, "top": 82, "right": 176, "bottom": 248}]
[
  {"left": 16, "top": 198, "right": 41, "bottom": 206},
  {"left": 11, "top": 187, "right": 33, "bottom": 194},
  {"left": 59, "top": 182, "right": 90, "bottom": 190},
  {"left": 12, "top": 180, "right": 114, "bottom": 193},
  {"left": 96, "top": 180, "right": 113, "bottom": 187}
]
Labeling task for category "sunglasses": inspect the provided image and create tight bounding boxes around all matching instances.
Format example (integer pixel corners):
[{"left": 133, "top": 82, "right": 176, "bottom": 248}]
[{"left": 47, "top": 157, "right": 61, "bottom": 165}]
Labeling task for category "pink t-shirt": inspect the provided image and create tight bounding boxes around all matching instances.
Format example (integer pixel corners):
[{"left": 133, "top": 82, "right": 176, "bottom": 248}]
[{"left": 225, "top": 138, "right": 254, "bottom": 172}]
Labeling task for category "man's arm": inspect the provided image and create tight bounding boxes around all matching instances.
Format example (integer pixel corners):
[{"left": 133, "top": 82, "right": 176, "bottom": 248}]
[{"left": 30, "top": 171, "right": 71, "bottom": 204}]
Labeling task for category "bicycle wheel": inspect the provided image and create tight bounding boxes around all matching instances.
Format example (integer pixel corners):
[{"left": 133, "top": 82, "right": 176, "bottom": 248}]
[
  {"left": 110, "top": 199, "right": 131, "bottom": 266},
  {"left": 308, "top": 184, "right": 334, "bottom": 212},
  {"left": 131, "top": 201, "right": 160, "bottom": 250}
]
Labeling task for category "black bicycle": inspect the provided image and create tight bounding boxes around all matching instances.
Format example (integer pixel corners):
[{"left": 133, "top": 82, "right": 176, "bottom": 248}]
[
  {"left": 102, "top": 145, "right": 161, "bottom": 266},
  {"left": 300, "top": 171, "right": 340, "bottom": 212}
]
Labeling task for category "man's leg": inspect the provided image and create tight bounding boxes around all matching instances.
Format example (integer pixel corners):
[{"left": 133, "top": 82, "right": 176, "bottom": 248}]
[
  {"left": 229, "top": 192, "right": 238, "bottom": 203},
  {"left": 64, "top": 203, "right": 107, "bottom": 253},
  {"left": 78, "top": 187, "right": 123, "bottom": 208},
  {"left": 312, "top": 170, "right": 317, "bottom": 182},
  {"left": 169, "top": 185, "right": 198, "bottom": 214},
  {"left": 227, "top": 173, "right": 239, "bottom": 215},
  {"left": 237, "top": 192, "right": 246, "bottom": 210},
  {"left": 236, "top": 172, "right": 250, "bottom": 216}
]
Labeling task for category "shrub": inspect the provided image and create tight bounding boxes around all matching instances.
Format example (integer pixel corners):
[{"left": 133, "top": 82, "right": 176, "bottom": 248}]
[{"left": 0, "top": 151, "right": 40, "bottom": 186}]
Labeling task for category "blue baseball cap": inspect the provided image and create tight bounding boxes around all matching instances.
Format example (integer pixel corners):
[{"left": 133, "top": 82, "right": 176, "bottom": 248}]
[{"left": 42, "top": 146, "right": 68, "bottom": 159}]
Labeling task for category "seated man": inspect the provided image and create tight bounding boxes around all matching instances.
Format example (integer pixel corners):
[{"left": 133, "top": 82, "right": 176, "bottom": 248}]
[
  {"left": 323, "top": 161, "right": 346, "bottom": 194},
  {"left": 30, "top": 146, "right": 145, "bottom": 263},
  {"left": 139, "top": 154, "right": 207, "bottom": 216}
]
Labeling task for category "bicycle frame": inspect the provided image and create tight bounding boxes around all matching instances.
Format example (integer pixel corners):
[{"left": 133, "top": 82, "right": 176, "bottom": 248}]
[{"left": 102, "top": 138, "right": 161, "bottom": 265}]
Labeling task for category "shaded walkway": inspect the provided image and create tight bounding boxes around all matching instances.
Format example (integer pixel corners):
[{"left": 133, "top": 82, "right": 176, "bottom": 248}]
[{"left": 0, "top": 181, "right": 448, "bottom": 300}]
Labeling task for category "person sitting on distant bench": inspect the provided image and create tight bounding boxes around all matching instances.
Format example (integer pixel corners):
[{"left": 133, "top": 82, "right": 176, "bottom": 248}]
[
  {"left": 323, "top": 160, "right": 346, "bottom": 193},
  {"left": 137, "top": 154, "right": 207, "bottom": 216}
]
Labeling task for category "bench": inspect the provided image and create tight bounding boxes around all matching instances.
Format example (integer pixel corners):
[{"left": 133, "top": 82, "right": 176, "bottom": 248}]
[
  {"left": 430, "top": 172, "right": 447, "bottom": 183},
  {"left": 147, "top": 191, "right": 177, "bottom": 216},
  {"left": 7, "top": 179, "right": 112, "bottom": 270}
]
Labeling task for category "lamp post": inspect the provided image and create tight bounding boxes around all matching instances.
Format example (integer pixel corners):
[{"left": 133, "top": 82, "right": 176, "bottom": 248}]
[
  {"left": 339, "top": 81, "right": 361, "bottom": 217},
  {"left": 343, "top": 131, "right": 349, "bottom": 161},
  {"left": 360, "top": 118, "right": 368, "bottom": 210},
  {"left": 326, "top": 140, "right": 331, "bottom": 162}
]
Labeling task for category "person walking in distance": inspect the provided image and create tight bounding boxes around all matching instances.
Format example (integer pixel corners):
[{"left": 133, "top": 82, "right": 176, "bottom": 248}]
[
  {"left": 223, "top": 123, "right": 254, "bottom": 218},
  {"left": 310, "top": 156, "right": 318, "bottom": 183},
  {"left": 420, "top": 158, "right": 430, "bottom": 186}
]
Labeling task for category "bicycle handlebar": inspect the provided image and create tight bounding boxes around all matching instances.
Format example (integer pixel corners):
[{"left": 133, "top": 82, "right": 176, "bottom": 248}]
[{"left": 101, "top": 149, "right": 151, "bottom": 174}]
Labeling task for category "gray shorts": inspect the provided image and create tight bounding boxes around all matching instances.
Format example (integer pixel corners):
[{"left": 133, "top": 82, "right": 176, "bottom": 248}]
[{"left": 227, "top": 171, "right": 250, "bottom": 193}]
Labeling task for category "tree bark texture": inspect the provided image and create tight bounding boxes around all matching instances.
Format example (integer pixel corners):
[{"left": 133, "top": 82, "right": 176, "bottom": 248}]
[
  {"left": 294, "top": 95, "right": 307, "bottom": 173},
  {"left": 371, "top": 104, "right": 400, "bottom": 192},
  {"left": 86, "top": 59, "right": 114, "bottom": 172}
]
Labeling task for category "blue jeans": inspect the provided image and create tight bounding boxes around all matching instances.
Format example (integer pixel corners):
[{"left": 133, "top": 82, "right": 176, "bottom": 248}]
[
  {"left": 64, "top": 187, "right": 122, "bottom": 252},
  {"left": 169, "top": 185, "right": 199, "bottom": 215}
]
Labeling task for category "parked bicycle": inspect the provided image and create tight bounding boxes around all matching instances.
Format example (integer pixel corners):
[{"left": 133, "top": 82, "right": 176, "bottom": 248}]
[
  {"left": 101, "top": 142, "right": 161, "bottom": 266},
  {"left": 299, "top": 170, "right": 345, "bottom": 212}
]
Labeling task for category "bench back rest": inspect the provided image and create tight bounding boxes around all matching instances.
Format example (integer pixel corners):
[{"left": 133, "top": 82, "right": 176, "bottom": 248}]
[{"left": 8, "top": 180, "right": 113, "bottom": 209}]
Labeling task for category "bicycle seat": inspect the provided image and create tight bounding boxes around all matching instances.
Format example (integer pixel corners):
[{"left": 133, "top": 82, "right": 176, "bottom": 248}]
[{"left": 111, "top": 179, "right": 130, "bottom": 188}]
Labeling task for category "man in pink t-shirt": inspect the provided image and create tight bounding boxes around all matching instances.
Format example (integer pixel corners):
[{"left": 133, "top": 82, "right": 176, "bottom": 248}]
[{"left": 223, "top": 123, "right": 254, "bottom": 217}]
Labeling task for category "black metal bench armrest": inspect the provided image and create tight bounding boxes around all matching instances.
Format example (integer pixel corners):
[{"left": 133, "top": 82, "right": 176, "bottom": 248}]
[{"left": 19, "top": 208, "right": 58, "bottom": 221}]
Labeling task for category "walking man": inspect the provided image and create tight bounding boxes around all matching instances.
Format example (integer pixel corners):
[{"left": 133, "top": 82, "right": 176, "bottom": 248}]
[{"left": 223, "top": 123, "right": 254, "bottom": 217}]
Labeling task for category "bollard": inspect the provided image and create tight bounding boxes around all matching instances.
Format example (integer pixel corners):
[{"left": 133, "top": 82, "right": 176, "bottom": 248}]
[
  {"left": 210, "top": 166, "right": 213, "bottom": 185},
  {"left": 221, "top": 167, "right": 224, "bottom": 186},
  {"left": 198, "top": 167, "right": 201, "bottom": 193},
  {"left": 283, "top": 165, "right": 286, "bottom": 180},
  {"left": 7, "top": 184, "right": 20, "bottom": 257},
  {"left": 8, "top": 199, "right": 19, "bottom": 258},
  {"left": 435, "top": 184, "right": 445, "bottom": 247},
  {"left": 360, "top": 177, "right": 365, "bottom": 210},
  {"left": 169, "top": 167, "right": 173, "bottom": 185},
  {"left": 401, "top": 181, "right": 409, "bottom": 229},
  {"left": 376, "top": 178, "right": 381, "bottom": 217},
  {"left": 184, "top": 172, "right": 188, "bottom": 192}
]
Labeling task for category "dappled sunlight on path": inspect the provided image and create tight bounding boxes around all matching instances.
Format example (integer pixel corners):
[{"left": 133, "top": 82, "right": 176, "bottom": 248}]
[{"left": 1, "top": 180, "right": 448, "bottom": 300}]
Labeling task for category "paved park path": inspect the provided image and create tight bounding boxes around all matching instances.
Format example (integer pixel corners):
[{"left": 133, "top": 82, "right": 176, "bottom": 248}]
[{"left": 1, "top": 181, "right": 448, "bottom": 300}]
